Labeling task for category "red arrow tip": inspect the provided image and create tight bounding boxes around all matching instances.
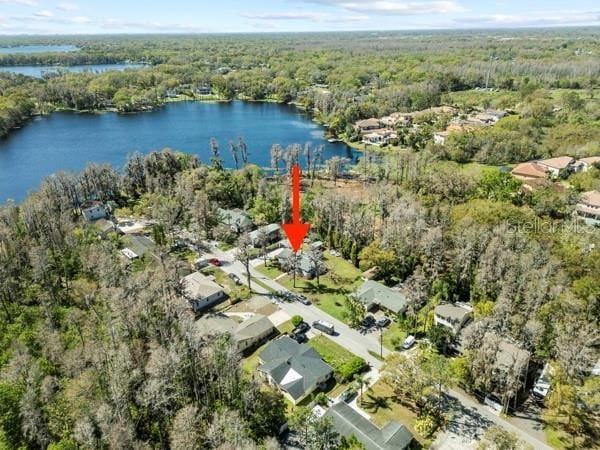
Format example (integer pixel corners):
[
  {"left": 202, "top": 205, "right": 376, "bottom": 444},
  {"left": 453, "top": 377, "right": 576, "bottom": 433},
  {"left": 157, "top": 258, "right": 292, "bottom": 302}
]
[{"left": 282, "top": 223, "right": 311, "bottom": 253}]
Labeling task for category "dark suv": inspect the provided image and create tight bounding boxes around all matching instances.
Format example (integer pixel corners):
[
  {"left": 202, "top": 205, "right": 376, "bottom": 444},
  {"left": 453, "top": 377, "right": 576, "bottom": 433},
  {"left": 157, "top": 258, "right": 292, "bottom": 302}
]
[{"left": 293, "top": 322, "right": 310, "bottom": 334}]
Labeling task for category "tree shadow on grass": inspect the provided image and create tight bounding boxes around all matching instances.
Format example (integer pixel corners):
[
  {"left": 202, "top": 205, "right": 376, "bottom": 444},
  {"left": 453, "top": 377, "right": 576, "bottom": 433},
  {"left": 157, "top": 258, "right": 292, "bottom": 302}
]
[{"left": 361, "top": 392, "right": 392, "bottom": 413}]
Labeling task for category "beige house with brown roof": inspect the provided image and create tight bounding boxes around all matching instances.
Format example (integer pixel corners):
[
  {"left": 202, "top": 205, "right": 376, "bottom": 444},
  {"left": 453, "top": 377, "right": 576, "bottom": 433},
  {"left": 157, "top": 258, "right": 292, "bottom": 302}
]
[
  {"left": 355, "top": 118, "right": 381, "bottom": 133},
  {"left": 579, "top": 156, "right": 600, "bottom": 172},
  {"left": 537, "top": 156, "right": 578, "bottom": 177},
  {"left": 576, "top": 190, "right": 600, "bottom": 225},
  {"left": 511, "top": 162, "right": 549, "bottom": 180}
]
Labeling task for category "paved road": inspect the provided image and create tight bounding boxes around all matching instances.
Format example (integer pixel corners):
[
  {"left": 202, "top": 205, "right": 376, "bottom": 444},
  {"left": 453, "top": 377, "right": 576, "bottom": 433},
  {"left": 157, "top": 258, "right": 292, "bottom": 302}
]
[
  {"left": 205, "top": 243, "right": 390, "bottom": 369},
  {"left": 436, "top": 388, "right": 553, "bottom": 450},
  {"left": 204, "top": 242, "right": 550, "bottom": 449}
]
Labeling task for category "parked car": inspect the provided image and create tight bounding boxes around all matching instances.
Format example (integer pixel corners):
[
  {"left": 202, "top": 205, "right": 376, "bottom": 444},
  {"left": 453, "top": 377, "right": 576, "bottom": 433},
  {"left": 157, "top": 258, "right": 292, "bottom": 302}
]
[
  {"left": 361, "top": 315, "right": 376, "bottom": 328},
  {"left": 295, "top": 294, "right": 311, "bottom": 306},
  {"left": 340, "top": 388, "right": 356, "bottom": 403},
  {"left": 209, "top": 258, "right": 221, "bottom": 266},
  {"left": 291, "top": 332, "right": 307, "bottom": 344},
  {"left": 329, "top": 250, "right": 341, "bottom": 257},
  {"left": 313, "top": 320, "right": 335, "bottom": 335},
  {"left": 228, "top": 273, "right": 241, "bottom": 285},
  {"left": 293, "top": 322, "right": 310, "bottom": 334},
  {"left": 376, "top": 317, "right": 391, "bottom": 328},
  {"left": 402, "top": 335, "right": 416, "bottom": 349}
]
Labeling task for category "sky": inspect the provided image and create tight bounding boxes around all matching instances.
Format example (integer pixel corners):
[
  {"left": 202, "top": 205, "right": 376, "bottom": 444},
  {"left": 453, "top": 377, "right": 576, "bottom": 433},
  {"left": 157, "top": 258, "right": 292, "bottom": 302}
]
[{"left": 0, "top": 0, "right": 599, "bottom": 34}]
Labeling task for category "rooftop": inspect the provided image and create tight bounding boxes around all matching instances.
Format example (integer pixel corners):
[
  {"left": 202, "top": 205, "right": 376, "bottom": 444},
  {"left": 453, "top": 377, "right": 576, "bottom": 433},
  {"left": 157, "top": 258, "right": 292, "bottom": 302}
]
[
  {"left": 182, "top": 272, "right": 224, "bottom": 299},
  {"left": 324, "top": 402, "right": 413, "bottom": 450},
  {"left": 511, "top": 162, "right": 548, "bottom": 179},
  {"left": 435, "top": 303, "right": 471, "bottom": 323},
  {"left": 355, "top": 280, "right": 408, "bottom": 314},
  {"left": 538, "top": 156, "right": 576, "bottom": 170},
  {"left": 580, "top": 190, "right": 600, "bottom": 207},
  {"left": 258, "top": 336, "right": 333, "bottom": 401}
]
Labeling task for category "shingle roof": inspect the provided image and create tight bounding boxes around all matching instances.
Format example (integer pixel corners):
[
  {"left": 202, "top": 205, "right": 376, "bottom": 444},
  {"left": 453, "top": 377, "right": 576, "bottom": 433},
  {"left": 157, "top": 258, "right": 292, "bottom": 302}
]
[
  {"left": 324, "top": 402, "right": 413, "bottom": 450},
  {"left": 182, "top": 272, "right": 224, "bottom": 299},
  {"left": 249, "top": 223, "right": 281, "bottom": 241},
  {"left": 355, "top": 280, "right": 408, "bottom": 314},
  {"left": 123, "top": 234, "right": 156, "bottom": 258},
  {"left": 511, "top": 162, "right": 548, "bottom": 179},
  {"left": 219, "top": 208, "right": 253, "bottom": 229},
  {"left": 580, "top": 156, "right": 600, "bottom": 166},
  {"left": 235, "top": 314, "right": 275, "bottom": 340},
  {"left": 435, "top": 304, "right": 471, "bottom": 323},
  {"left": 580, "top": 190, "right": 600, "bottom": 207},
  {"left": 258, "top": 336, "right": 333, "bottom": 401},
  {"left": 538, "top": 156, "right": 575, "bottom": 170}
]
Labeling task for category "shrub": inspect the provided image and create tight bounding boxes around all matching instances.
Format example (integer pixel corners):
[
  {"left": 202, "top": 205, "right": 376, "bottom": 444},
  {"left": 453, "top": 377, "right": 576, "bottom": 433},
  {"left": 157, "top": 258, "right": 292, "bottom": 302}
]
[
  {"left": 337, "top": 356, "right": 368, "bottom": 382},
  {"left": 414, "top": 414, "right": 438, "bottom": 438},
  {"left": 291, "top": 315, "right": 304, "bottom": 327}
]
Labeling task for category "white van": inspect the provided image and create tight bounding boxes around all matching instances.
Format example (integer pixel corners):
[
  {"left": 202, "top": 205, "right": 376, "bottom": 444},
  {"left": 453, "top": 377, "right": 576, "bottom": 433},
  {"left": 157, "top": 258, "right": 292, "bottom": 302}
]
[{"left": 402, "top": 335, "right": 416, "bottom": 349}]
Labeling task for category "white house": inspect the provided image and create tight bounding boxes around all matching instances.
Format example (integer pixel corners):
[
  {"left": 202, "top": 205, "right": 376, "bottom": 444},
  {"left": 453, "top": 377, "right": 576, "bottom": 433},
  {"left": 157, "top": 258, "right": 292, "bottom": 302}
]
[
  {"left": 579, "top": 156, "right": 600, "bottom": 172},
  {"left": 537, "top": 156, "right": 578, "bottom": 178},
  {"left": 434, "top": 303, "right": 473, "bottom": 334},
  {"left": 576, "top": 190, "right": 600, "bottom": 225},
  {"left": 433, "top": 131, "right": 450, "bottom": 145},
  {"left": 81, "top": 202, "right": 108, "bottom": 222},
  {"left": 363, "top": 130, "right": 397, "bottom": 146},
  {"left": 181, "top": 272, "right": 227, "bottom": 312}
]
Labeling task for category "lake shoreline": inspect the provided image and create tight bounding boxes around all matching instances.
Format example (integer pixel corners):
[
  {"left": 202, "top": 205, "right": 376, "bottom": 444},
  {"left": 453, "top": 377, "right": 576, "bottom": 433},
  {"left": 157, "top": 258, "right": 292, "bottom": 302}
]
[{"left": 0, "top": 100, "right": 358, "bottom": 202}]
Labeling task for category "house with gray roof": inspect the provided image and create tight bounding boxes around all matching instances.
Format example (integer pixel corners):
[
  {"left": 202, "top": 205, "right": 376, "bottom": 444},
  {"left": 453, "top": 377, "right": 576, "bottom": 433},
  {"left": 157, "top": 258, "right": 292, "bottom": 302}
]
[
  {"left": 434, "top": 303, "right": 472, "bottom": 334},
  {"left": 354, "top": 280, "right": 408, "bottom": 315},
  {"left": 324, "top": 402, "right": 413, "bottom": 450},
  {"left": 249, "top": 223, "right": 281, "bottom": 246},
  {"left": 181, "top": 272, "right": 227, "bottom": 313},
  {"left": 235, "top": 314, "right": 276, "bottom": 352},
  {"left": 195, "top": 313, "right": 276, "bottom": 352},
  {"left": 258, "top": 336, "right": 333, "bottom": 404},
  {"left": 219, "top": 208, "right": 254, "bottom": 233},
  {"left": 120, "top": 234, "right": 158, "bottom": 260}
]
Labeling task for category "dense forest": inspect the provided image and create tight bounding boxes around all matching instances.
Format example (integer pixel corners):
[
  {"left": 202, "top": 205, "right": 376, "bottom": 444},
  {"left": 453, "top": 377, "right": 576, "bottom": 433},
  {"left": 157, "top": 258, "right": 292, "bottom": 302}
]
[
  {"left": 1, "top": 29, "right": 599, "bottom": 162},
  {"left": 0, "top": 144, "right": 599, "bottom": 448}
]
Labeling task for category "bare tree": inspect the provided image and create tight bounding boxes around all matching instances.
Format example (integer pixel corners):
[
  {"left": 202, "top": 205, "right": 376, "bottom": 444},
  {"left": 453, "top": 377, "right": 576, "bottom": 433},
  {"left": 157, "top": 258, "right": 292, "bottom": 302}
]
[{"left": 235, "top": 233, "right": 254, "bottom": 290}]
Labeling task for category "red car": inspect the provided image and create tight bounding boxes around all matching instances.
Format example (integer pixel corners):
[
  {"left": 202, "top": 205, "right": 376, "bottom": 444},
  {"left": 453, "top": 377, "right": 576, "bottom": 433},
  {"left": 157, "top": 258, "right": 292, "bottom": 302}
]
[{"left": 209, "top": 258, "right": 222, "bottom": 266}]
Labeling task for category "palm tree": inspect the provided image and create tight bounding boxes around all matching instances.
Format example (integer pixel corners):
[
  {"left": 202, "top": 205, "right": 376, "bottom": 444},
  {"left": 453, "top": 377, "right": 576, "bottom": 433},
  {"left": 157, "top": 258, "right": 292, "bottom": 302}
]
[{"left": 354, "top": 374, "right": 370, "bottom": 405}]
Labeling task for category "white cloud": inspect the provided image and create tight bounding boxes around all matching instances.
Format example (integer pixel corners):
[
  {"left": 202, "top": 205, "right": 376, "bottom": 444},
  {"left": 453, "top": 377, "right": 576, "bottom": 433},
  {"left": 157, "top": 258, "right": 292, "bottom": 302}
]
[
  {"left": 34, "top": 10, "right": 53, "bottom": 17},
  {"left": 99, "top": 18, "right": 207, "bottom": 32},
  {"left": 0, "top": 0, "right": 37, "bottom": 5},
  {"left": 242, "top": 11, "right": 368, "bottom": 24},
  {"left": 452, "top": 10, "right": 600, "bottom": 27},
  {"left": 243, "top": 12, "right": 327, "bottom": 21},
  {"left": 57, "top": 2, "right": 80, "bottom": 12},
  {"left": 300, "top": 0, "right": 465, "bottom": 15}
]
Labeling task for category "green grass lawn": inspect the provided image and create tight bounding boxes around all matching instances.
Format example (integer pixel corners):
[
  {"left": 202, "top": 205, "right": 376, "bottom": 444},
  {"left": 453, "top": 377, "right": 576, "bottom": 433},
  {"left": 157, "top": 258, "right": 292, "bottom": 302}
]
[
  {"left": 308, "top": 335, "right": 360, "bottom": 372},
  {"left": 360, "top": 380, "right": 429, "bottom": 446},
  {"left": 257, "top": 254, "right": 363, "bottom": 323},
  {"left": 276, "top": 320, "right": 295, "bottom": 334},
  {"left": 242, "top": 342, "right": 268, "bottom": 374},
  {"left": 382, "top": 322, "right": 407, "bottom": 351},
  {"left": 255, "top": 263, "right": 284, "bottom": 280},
  {"left": 201, "top": 266, "right": 237, "bottom": 292}
]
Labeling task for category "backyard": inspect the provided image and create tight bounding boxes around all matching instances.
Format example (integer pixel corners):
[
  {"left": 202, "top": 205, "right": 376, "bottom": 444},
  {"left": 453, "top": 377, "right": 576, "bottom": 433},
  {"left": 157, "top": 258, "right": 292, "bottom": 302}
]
[{"left": 359, "top": 380, "right": 428, "bottom": 446}]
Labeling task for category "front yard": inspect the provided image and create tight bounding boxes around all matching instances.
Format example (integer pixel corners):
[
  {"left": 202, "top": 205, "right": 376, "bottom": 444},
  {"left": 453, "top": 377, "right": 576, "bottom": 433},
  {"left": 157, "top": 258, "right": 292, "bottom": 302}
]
[
  {"left": 256, "top": 253, "right": 363, "bottom": 323},
  {"left": 382, "top": 321, "right": 408, "bottom": 351},
  {"left": 308, "top": 335, "right": 367, "bottom": 382}
]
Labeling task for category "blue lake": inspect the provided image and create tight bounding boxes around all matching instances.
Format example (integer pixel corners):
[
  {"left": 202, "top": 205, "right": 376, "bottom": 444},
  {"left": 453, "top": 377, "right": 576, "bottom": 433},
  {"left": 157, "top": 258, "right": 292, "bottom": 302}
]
[
  {"left": 0, "top": 63, "right": 145, "bottom": 78},
  {"left": 0, "top": 45, "right": 80, "bottom": 54},
  {"left": 0, "top": 101, "right": 356, "bottom": 202}
]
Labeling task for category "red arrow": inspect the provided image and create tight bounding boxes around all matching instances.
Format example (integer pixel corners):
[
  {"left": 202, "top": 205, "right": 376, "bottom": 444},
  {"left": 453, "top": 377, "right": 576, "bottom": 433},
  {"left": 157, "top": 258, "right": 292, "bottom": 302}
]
[{"left": 282, "top": 164, "right": 311, "bottom": 252}]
